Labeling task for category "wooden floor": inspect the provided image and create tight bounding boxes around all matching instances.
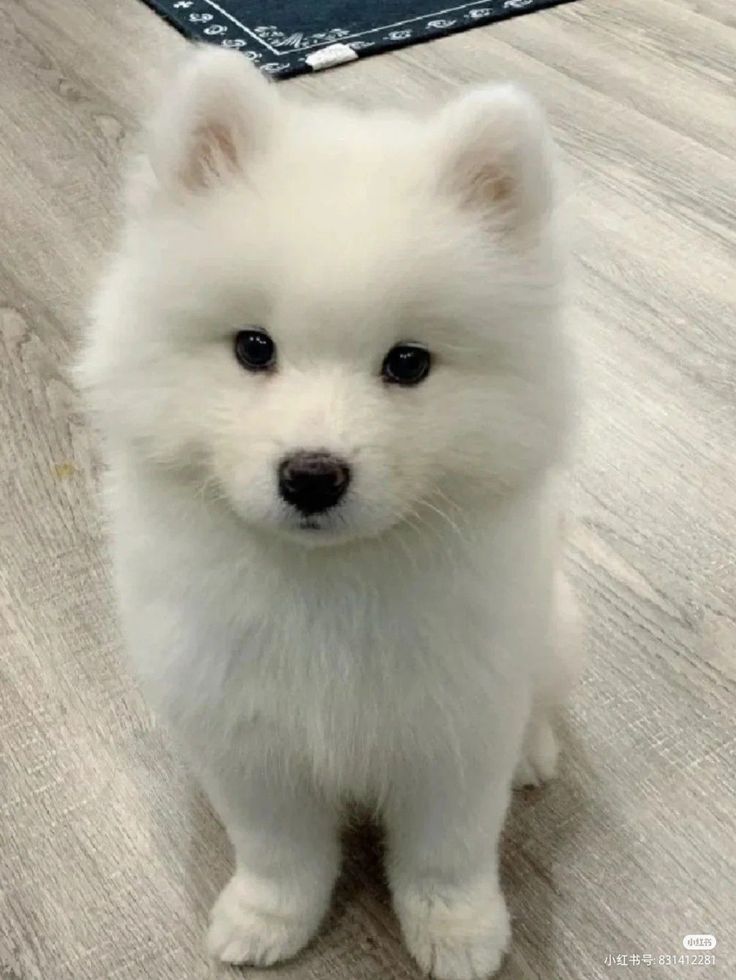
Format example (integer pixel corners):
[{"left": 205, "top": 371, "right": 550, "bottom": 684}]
[{"left": 1, "top": 1, "right": 735, "bottom": 978}]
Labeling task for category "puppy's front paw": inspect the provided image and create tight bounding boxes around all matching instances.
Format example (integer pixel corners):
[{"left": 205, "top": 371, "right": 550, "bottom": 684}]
[
  {"left": 207, "top": 873, "right": 321, "bottom": 967},
  {"left": 396, "top": 882, "right": 510, "bottom": 980},
  {"left": 513, "top": 716, "right": 559, "bottom": 789}
]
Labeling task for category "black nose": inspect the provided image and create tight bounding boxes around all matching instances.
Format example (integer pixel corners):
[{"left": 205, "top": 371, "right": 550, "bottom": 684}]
[{"left": 278, "top": 451, "right": 351, "bottom": 515}]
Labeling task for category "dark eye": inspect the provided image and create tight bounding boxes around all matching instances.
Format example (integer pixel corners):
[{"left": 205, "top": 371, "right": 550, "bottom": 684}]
[
  {"left": 234, "top": 329, "right": 276, "bottom": 372},
  {"left": 381, "top": 344, "right": 431, "bottom": 386}
]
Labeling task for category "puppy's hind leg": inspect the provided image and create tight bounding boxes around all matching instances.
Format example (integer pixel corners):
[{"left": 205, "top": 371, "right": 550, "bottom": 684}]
[{"left": 513, "top": 572, "right": 583, "bottom": 789}]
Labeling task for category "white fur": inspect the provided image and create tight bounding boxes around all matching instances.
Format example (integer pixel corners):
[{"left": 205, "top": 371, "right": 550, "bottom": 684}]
[{"left": 78, "top": 49, "right": 581, "bottom": 980}]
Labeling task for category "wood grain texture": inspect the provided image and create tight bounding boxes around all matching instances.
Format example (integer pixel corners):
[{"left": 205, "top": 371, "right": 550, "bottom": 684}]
[{"left": 1, "top": 1, "right": 734, "bottom": 978}]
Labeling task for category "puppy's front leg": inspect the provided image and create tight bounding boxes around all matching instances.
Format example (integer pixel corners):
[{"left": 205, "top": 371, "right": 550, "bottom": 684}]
[
  {"left": 202, "top": 762, "right": 341, "bottom": 967},
  {"left": 385, "top": 712, "right": 525, "bottom": 980}
]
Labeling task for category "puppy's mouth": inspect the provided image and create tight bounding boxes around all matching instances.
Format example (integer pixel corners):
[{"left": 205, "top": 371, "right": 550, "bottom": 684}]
[
  {"left": 280, "top": 497, "right": 378, "bottom": 545},
  {"left": 286, "top": 505, "right": 344, "bottom": 537},
  {"left": 276, "top": 509, "right": 354, "bottom": 547}
]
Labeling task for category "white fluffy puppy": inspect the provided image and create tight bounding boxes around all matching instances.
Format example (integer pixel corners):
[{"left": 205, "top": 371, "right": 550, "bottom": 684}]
[{"left": 78, "top": 48, "right": 580, "bottom": 980}]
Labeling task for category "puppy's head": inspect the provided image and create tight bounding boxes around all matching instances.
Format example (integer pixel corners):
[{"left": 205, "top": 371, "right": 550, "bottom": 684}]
[{"left": 80, "top": 49, "right": 569, "bottom": 546}]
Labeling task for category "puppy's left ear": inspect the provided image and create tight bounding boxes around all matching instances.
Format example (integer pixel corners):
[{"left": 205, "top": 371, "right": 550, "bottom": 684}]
[
  {"left": 435, "top": 85, "right": 555, "bottom": 230},
  {"left": 147, "top": 47, "right": 280, "bottom": 194}
]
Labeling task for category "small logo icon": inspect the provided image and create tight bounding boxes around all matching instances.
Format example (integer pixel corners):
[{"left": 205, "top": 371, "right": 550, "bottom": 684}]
[{"left": 683, "top": 935, "right": 716, "bottom": 950}]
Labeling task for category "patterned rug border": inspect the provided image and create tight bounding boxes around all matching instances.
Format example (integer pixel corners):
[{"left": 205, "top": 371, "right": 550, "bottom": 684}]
[{"left": 143, "top": 0, "right": 581, "bottom": 78}]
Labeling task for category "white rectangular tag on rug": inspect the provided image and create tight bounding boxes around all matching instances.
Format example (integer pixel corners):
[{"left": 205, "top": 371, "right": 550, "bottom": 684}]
[{"left": 306, "top": 44, "right": 358, "bottom": 71}]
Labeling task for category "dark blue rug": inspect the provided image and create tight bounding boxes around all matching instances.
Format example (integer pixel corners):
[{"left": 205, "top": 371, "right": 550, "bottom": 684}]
[{"left": 142, "top": 1, "right": 579, "bottom": 78}]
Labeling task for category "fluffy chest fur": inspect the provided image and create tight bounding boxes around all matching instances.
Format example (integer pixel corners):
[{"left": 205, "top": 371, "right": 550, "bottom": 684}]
[{"left": 113, "top": 468, "right": 553, "bottom": 802}]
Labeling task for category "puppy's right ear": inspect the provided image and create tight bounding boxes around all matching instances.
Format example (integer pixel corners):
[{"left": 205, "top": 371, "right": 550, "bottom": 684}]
[{"left": 147, "top": 47, "right": 279, "bottom": 194}]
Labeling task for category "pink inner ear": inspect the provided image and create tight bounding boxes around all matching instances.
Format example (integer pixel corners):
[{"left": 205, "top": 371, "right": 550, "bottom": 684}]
[
  {"left": 452, "top": 142, "right": 516, "bottom": 212},
  {"left": 488, "top": 172, "right": 515, "bottom": 204},
  {"left": 467, "top": 167, "right": 515, "bottom": 207},
  {"left": 179, "top": 121, "right": 240, "bottom": 191}
]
